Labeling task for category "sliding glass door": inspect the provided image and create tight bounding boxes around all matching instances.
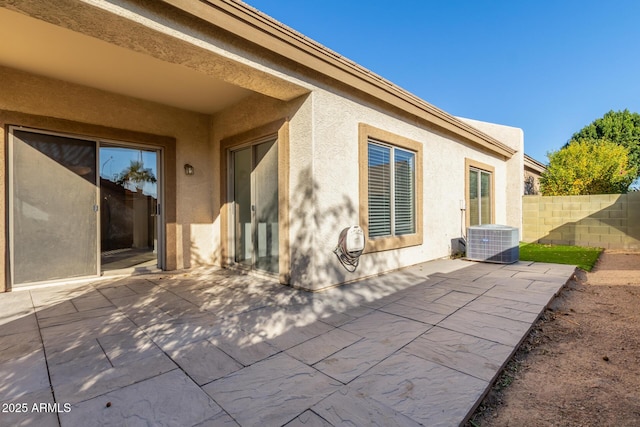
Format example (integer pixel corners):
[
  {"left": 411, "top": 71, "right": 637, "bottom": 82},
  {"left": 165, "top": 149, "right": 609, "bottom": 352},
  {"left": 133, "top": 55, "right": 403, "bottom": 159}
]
[
  {"left": 231, "top": 138, "right": 279, "bottom": 274},
  {"left": 9, "top": 128, "right": 162, "bottom": 287}
]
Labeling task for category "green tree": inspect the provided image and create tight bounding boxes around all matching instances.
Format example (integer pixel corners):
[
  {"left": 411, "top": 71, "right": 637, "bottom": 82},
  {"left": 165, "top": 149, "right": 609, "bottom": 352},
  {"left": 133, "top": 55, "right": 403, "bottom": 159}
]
[
  {"left": 117, "top": 160, "right": 156, "bottom": 191},
  {"left": 569, "top": 109, "right": 640, "bottom": 180},
  {"left": 540, "top": 139, "right": 637, "bottom": 195}
]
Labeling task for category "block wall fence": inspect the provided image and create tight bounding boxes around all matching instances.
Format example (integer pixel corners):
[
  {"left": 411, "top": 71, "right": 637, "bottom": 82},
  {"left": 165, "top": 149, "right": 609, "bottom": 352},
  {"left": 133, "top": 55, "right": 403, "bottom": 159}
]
[{"left": 522, "top": 193, "right": 640, "bottom": 249}]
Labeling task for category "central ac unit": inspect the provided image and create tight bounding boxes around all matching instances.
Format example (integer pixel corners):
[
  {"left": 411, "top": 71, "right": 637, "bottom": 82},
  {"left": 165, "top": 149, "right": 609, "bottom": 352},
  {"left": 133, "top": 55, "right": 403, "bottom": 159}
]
[{"left": 466, "top": 224, "right": 519, "bottom": 264}]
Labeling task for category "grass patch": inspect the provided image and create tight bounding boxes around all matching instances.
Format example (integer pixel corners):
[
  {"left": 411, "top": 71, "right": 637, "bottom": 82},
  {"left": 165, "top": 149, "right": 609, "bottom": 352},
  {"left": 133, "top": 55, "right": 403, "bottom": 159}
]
[{"left": 519, "top": 242, "right": 603, "bottom": 271}]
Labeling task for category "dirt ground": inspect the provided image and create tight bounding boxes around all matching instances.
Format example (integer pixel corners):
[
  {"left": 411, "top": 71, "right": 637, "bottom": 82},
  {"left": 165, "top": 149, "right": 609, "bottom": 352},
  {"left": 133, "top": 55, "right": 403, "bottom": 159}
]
[{"left": 466, "top": 250, "right": 640, "bottom": 427}]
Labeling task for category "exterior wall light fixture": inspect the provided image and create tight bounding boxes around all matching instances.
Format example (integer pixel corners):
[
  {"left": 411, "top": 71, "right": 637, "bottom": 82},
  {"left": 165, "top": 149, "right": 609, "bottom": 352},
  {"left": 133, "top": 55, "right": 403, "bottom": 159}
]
[{"left": 184, "top": 163, "right": 195, "bottom": 176}]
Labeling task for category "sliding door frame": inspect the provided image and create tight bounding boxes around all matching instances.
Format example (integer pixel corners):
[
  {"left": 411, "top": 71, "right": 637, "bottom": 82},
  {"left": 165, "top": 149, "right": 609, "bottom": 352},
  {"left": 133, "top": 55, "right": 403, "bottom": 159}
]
[
  {"left": 220, "top": 119, "right": 290, "bottom": 284},
  {"left": 7, "top": 125, "right": 166, "bottom": 288}
]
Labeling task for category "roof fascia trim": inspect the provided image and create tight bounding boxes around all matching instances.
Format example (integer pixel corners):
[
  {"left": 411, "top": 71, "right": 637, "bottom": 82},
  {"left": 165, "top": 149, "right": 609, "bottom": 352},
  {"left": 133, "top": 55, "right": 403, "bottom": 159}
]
[
  {"left": 524, "top": 154, "right": 547, "bottom": 172},
  {"left": 162, "top": 0, "right": 516, "bottom": 158}
]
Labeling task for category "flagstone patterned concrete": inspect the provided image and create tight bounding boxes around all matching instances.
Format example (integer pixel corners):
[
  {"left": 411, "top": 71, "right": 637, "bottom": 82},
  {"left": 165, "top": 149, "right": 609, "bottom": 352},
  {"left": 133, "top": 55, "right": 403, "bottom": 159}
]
[{"left": 0, "top": 259, "right": 575, "bottom": 426}]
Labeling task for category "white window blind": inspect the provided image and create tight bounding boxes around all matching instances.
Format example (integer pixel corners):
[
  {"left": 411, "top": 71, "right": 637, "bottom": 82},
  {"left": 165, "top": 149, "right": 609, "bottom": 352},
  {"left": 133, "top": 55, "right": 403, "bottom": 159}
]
[
  {"left": 368, "top": 143, "right": 391, "bottom": 237},
  {"left": 368, "top": 141, "right": 416, "bottom": 238},
  {"left": 394, "top": 148, "right": 415, "bottom": 235}
]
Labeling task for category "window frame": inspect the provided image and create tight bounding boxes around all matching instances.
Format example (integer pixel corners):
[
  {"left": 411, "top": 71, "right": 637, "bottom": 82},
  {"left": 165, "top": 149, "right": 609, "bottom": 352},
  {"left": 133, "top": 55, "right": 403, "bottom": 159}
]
[
  {"left": 359, "top": 124, "right": 423, "bottom": 253},
  {"left": 465, "top": 158, "right": 495, "bottom": 228}
]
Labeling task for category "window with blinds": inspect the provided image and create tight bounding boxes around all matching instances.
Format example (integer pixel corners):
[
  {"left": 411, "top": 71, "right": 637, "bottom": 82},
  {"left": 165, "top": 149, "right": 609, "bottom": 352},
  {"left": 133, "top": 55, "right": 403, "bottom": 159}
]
[{"left": 367, "top": 140, "right": 416, "bottom": 238}]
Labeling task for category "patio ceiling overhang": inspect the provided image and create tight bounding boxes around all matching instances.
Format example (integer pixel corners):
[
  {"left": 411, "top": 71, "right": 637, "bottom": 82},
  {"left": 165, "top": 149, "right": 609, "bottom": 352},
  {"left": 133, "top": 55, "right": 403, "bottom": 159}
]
[
  {"left": 1, "top": 0, "right": 516, "bottom": 159},
  {"left": 0, "top": 2, "right": 309, "bottom": 115},
  {"left": 164, "top": 0, "right": 517, "bottom": 159}
]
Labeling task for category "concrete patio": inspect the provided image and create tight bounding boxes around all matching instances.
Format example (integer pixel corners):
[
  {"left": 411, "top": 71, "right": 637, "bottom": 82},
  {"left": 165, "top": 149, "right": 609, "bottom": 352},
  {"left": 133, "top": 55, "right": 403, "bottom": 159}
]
[{"left": 0, "top": 258, "right": 576, "bottom": 427}]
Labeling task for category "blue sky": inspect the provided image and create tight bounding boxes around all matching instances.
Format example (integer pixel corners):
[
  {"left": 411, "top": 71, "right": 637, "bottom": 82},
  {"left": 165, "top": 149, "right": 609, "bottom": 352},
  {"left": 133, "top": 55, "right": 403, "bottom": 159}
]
[{"left": 243, "top": 0, "right": 640, "bottom": 163}]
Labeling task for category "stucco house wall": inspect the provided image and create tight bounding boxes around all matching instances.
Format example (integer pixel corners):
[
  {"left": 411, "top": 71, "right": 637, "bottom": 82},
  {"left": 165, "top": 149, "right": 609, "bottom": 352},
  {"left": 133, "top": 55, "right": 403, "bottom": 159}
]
[
  {"left": 1, "top": 0, "right": 523, "bottom": 292},
  {"left": 459, "top": 117, "right": 525, "bottom": 238},
  {"left": 298, "top": 91, "right": 524, "bottom": 290},
  {"left": 210, "top": 81, "right": 524, "bottom": 291}
]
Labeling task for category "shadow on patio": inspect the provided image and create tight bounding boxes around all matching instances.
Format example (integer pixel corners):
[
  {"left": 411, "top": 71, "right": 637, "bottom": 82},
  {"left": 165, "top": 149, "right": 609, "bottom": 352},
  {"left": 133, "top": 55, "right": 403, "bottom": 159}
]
[{"left": 0, "top": 258, "right": 575, "bottom": 426}]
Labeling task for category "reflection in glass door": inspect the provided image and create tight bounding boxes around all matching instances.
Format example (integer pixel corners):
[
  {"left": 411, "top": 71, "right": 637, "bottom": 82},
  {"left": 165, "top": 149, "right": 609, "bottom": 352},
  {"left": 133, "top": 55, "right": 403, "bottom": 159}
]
[
  {"left": 10, "top": 129, "right": 99, "bottom": 286},
  {"left": 231, "top": 138, "right": 279, "bottom": 274},
  {"left": 100, "top": 146, "right": 159, "bottom": 271}
]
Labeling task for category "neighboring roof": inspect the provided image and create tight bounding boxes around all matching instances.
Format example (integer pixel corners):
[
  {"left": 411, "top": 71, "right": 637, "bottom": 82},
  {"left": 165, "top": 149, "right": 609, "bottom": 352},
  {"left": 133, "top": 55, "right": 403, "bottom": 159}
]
[
  {"left": 162, "top": 0, "right": 517, "bottom": 158},
  {"left": 524, "top": 154, "right": 547, "bottom": 173}
]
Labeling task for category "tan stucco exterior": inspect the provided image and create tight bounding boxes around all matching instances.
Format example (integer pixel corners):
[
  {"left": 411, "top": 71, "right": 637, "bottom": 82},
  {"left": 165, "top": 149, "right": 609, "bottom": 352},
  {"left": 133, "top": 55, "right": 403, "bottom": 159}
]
[
  {"left": 1, "top": 0, "right": 524, "bottom": 291},
  {"left": 458, "top": 117, "right": 525, "bottom": 239}
]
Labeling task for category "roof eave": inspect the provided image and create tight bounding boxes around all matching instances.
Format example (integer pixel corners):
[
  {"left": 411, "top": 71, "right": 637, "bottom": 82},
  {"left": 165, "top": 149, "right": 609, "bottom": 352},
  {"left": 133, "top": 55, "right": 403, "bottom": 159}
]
[
  {"left": 524, "top": 154, "right": 547, "bottom": 172},
  {"left": 162, "top": 0, "right": 516, "bottom": 158}
]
